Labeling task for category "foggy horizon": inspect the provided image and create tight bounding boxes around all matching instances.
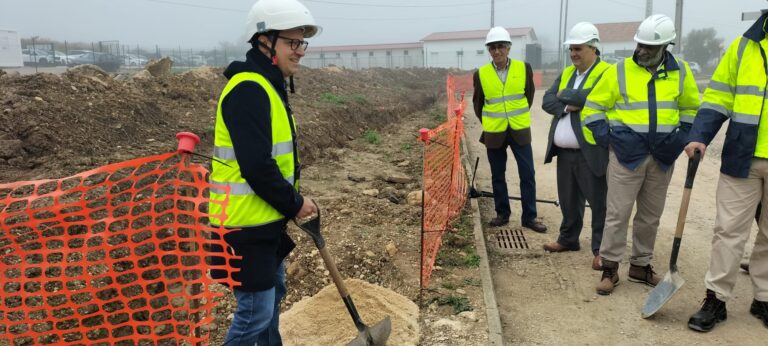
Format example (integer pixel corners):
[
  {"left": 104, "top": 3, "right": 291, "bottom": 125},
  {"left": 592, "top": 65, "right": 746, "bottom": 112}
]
[{"left": 2, "top": 0, "right": 766, "bottom": 52}]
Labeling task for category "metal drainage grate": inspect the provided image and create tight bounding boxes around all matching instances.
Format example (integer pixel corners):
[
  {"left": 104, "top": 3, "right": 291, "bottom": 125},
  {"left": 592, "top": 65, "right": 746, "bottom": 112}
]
[{"left": 496, "top": 229, "right": 529, "bottom": 250}]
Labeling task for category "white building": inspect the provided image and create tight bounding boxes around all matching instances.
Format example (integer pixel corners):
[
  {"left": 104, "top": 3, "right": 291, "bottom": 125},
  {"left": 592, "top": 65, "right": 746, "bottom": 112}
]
[
  {"left": 302, "top": 42, "right": 424, "bottom": 70},
  {"left": 421, "top": 27, "right": 538, "bottom": 70},
  {"left": 0, "top": 29, "right": 23, "bottom": 68},
  {"left": 595, "top": 21, "right": 641, "bottom": 58}
]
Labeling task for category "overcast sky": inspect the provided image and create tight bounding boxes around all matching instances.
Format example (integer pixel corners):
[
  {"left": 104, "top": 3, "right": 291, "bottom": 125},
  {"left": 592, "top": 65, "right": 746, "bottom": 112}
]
[{"left": 1, "top": 0, "right": 766, "bottom": 51}]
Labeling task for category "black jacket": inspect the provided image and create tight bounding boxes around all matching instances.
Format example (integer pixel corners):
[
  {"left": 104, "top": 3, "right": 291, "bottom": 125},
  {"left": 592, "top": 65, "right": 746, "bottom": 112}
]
[
  {"left": 210, "top": 48, "right": 300, "bottom": 291},
  {"left": 542, "top": 60, "right": 609, "bottom": 177}
]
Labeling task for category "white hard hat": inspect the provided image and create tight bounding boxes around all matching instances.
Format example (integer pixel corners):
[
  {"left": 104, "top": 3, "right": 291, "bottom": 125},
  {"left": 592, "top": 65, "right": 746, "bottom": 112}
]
[
  {"left": 563, "top": 22, "right": 600, "bottom": 45},
  {"left": 244, "top": 0, "right": 322, "bottom": 42},
  {"left": 634, "top": 14, "right": 676, "bottom": 45},
  {"left": 485, "top": 26, "right": 512, "bottom": 45}
]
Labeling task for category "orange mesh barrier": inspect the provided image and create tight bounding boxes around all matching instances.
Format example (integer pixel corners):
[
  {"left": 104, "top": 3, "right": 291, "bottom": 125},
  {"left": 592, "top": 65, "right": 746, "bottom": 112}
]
[
  {"left": 419, "top": 74, "right": 470, "bottom": 289},
  {"left": 0, "top": 147, "right": 238, "bottom": 345},
  {"left": 451, "top": 73, "right": 474, "bottom": 95}
]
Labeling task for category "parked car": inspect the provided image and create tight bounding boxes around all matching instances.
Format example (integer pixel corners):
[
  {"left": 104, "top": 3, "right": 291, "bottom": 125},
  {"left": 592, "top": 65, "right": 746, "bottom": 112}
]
[
  {"left": 69, "top": 52, "right": 122, "bottom": 71},
  {"left": 123, "top": 54, "right": 148, "bottom": 67},
  {"left": 688, "top": 61, "right": 702, "bottom": 74},
  {"left": 21, "top": 49, "right": 53, "bottom": 65}
]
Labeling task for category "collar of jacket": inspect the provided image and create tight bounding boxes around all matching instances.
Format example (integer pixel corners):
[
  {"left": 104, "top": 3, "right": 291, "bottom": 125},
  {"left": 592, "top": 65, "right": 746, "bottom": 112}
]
[
  {"left": 631, "top": 50, "right": 680, "bottom": 74},
  {"left": 223, "top": 48, "right": 288, "bottom": 99},
  {"left": 744, "top": 10, "right": 768, "bottom": 42}
]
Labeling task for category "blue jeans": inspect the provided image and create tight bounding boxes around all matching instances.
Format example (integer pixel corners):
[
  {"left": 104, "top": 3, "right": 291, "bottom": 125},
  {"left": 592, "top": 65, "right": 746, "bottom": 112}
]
[
  {"left": 487, "top": 141, "right": 537, "bottom": 223},
  {"left": 223, "top": 261, "right": 286, "bottom": 346}
]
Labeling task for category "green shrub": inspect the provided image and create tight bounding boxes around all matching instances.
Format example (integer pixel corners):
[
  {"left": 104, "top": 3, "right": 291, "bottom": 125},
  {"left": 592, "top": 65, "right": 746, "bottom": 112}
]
[
  {"left": 363, "top": 130, "right": 381, "bottom": 144},
  {"left": 432, "top": 296, "right": 472, "bottom": 314},
  {"left": 320, "top": 92, "right": 344, "bottom": 104}
]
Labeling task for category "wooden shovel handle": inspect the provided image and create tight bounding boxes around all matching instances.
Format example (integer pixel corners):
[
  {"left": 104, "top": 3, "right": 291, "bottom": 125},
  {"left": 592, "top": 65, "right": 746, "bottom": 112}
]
[
  {"left": 674, "top": 150, "right": 701, "bottom": 239},
  {"left": 319, "top": 246, "right": 350, "bottom": 298}
]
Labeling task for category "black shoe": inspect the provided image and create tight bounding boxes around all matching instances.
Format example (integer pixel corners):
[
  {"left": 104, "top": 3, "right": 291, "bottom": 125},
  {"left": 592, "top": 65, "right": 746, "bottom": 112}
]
[
  {"left": 688, "top": 290, "right": 727, "bottom": 332},
  {"left": 740, "top": 263, "right": 750, "bottom": 273},
  {"left": 750, "top": 299, "right": 768, "bottom": 328},
  {"left": 522, "top": 220, "right": 547, "bottom": 233},
  {"left": 489, "top": 216, "right": 509, "bottom": 227}
]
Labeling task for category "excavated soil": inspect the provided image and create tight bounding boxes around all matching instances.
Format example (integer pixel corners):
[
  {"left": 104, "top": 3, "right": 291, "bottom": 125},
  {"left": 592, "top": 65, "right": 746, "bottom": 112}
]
[
  {"left": 0, "top": 64, "right": 489, "bottom": 345},
  {"left": 280, "top": 279, "right": 419, "bottom": 345}
]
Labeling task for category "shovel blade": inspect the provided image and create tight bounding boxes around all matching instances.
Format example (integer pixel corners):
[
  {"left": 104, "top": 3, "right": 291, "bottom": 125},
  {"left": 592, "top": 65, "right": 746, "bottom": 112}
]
[
  {"left": 642, "top": 270, "right": 685, "bottom": 318},
  {"left": 346, "top": 317, "right": 392, "bottom": 346}
]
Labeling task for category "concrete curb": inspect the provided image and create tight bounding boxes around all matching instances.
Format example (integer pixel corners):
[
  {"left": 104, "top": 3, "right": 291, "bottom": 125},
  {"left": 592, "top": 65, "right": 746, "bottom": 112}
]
[{"left": 461, "top": 132, "right": 504, "bottom": 346}]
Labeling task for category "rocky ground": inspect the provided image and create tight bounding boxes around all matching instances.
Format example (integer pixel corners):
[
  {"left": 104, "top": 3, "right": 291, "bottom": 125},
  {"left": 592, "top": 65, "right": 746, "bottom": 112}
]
[{"left": 0, "top": 63, "right": 488, "bottom": 345}]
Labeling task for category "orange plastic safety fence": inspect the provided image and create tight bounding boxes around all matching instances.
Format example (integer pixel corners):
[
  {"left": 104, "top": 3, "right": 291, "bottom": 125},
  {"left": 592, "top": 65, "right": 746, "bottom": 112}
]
[
  {"left": 451, "top": 73, "right": 474, "bottom": 95},
  {"left": 420, "top": 74, "right": 471, "bottom": 289},
  {"left": 0, "top": 152, "right": 238, "bottom": 345}
]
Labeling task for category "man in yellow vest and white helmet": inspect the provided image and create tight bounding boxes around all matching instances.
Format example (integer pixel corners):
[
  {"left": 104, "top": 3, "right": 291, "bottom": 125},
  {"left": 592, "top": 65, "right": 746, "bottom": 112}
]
[
  {"left": 542, "top": 22, "right": 612, "bottom": 271},
  {"left": 208, "top": 0, "right": 319, "bottom": 344},
  {"left": 472, "top": 26, "right": 547, "bottom": 233},
  {"left": 685, "top": 7, "right": 768, "bottom": 332},
  {"left": 581, "top": 14, "right": 700, "bottom": 295}
]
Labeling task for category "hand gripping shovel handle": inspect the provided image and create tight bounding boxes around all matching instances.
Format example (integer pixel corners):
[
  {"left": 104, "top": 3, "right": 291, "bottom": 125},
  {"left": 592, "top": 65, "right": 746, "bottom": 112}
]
[
  {"left": 670, "top": 149, "right": 701, "bottom": 268},
  {"left": 294, "top": 203, "right": 392, "bottom": 346}
]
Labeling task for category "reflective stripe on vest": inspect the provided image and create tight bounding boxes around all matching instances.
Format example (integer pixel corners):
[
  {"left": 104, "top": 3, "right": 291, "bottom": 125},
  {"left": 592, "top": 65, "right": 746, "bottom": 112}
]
[
  {"left": 209, "top": 72, "right": 298, "bottom": 228},
  {"left": 557, "top": 60, "right": 612, "bottom": 145},
  {"left": 478, "top": 60, "right": 531, "bottom": 132},
  {"left": 609, "top": 57, "right": 690, "bottom": 132}
]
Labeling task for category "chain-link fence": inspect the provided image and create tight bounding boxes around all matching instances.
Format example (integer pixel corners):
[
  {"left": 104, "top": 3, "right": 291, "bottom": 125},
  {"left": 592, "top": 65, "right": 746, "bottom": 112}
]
[{"left": 19, "top": 39, "right": 249, "bottom": 72}]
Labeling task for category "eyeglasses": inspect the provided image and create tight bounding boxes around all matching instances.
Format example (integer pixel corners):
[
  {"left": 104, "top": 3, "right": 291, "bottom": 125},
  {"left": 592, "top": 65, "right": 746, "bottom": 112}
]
[
  {"left": 487, "top": 43, "right": 510, "bottom": 52},
  {"left": 278, "top": 36, "right": 309, "bottom": 51}
]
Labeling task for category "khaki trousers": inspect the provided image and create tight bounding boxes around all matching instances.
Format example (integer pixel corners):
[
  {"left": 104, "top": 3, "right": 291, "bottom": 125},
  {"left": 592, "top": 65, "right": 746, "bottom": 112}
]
[
  {"left": 599, "top": 152, "right": 674, "bottom": 265},
  {"left": 705, "top": 158, "right": 768, "bottom": 301}
]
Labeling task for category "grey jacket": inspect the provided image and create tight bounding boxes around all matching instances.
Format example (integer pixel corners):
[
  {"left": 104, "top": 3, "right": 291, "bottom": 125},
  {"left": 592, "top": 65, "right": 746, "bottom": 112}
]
[{"left": 542, "top": 63, "right": 609, "bottom": 177}]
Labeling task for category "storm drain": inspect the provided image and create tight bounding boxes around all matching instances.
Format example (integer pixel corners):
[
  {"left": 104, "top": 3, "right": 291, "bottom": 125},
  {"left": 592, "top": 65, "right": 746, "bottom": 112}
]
[{"left": 496, "top": 229, "right": 529, "bottom": 250}]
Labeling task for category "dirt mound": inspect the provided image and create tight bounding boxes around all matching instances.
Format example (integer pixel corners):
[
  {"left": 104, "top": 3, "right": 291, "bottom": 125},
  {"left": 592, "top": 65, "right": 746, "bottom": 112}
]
[
  {"left": 0, "top": 67, "right": 444, "bottom": 183},
  {"left": 280, "top": 279, "right": 419, "bottom": 346},
  {"left": 145, "top": 57, "right": 173, "bottom": 77}
]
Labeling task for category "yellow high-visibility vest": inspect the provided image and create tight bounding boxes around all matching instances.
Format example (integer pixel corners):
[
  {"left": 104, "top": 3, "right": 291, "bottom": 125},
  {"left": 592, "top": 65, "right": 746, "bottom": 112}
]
[
  {"left": 700, "top": 36, "right": 768, "bottom": 158},
  {"left": 556, "top": 60, "right": 612, "bottom": 144},
  {"left": 209, "top": 72, "right": 298, "bottom": 227},
  {"left": 479, "top": 60, "right": 530, "bottom": 132},
  {"left": 582, "top": 56, "right": 700, "bottom": 144}
]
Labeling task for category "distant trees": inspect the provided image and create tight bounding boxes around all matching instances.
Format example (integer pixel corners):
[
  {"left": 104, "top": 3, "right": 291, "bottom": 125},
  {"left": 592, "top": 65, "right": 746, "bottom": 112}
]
[{"left": 682, "top": 28, "right": 724, "bottom": 72}]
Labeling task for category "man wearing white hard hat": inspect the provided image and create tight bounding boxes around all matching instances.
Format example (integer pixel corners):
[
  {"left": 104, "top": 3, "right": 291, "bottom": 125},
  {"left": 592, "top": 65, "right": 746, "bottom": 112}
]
[
  {"left": 472, "top": 26, "right": 547, "bottom": 233},
  {"left": 581, "top": 14, "right": 700, "bottom": 295},
  {"left": 542, "top": 22, "right": 611, "bottom": 271},
  {"left": 207, "top": 0, "right": 320, "bottom": 344}
]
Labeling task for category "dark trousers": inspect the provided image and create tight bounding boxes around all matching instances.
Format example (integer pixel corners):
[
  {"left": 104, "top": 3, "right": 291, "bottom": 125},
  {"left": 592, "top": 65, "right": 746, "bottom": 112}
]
[
  {"left": 487, "top": 141, "right": 537, "bottom": 223},
  {"left": 555, "top": 149, "right": 607, "bottom": 255}
]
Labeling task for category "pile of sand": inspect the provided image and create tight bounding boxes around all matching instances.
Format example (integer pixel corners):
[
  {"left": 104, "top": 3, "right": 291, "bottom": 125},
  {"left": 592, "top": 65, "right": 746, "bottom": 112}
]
[{"left": 280, "top": 279, "right": 419, "bottom": 345}]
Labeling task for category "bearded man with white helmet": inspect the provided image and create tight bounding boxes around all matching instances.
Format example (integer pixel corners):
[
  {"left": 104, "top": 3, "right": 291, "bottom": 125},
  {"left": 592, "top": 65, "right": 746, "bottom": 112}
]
[
  {"left": 580, "top": 14, "right": 701, "bottom": 295},
  {"left": 541, "top": 22, "right": 612, "bottom": 271},
  {"left": 207, "top": 0, "right": 320, "bottom": 344},
  {"left": 472, "top": 26, "right": 547, "bottom": 233}
]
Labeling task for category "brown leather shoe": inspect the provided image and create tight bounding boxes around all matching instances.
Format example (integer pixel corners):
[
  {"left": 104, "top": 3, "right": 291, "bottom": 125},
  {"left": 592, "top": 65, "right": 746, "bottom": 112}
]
[
  {"left": 488, "top": 216, "right": 509, "bottom": 227},
  {"left": 522, "top": 220, "right": 547, "bottom": 233},
  {"left": 596, "top": 259, "right": 619, "bottom": 295},
  {"left": 592, "top": 255, "right": 602, "bottom": 271},
  {"left": 542, "top": 242, "right": 579, "bottom": 252},
  {"left": 628, "top": 264, "right": 661, "bottom": 287}
]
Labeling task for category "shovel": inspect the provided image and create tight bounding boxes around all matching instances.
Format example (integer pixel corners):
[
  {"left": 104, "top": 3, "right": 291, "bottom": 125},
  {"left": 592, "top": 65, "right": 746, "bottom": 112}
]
[
  {"left": 642, "top": 149, "right": 701, "bottom": 318},
  {"left": 295, "top": 203, "right": 392, "bottom": 346}
]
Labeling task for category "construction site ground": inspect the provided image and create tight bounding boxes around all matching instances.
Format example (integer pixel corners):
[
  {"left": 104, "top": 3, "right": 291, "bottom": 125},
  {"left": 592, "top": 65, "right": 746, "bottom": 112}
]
[
  {"left": 0, "top": 65, "right": 488, "bottom": 345},
  {"left": 1, "top": 62, "right": 766, "bottom": 345},
  {"left": 464, "top": 96, "right": 765, "bottom": 345}
]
